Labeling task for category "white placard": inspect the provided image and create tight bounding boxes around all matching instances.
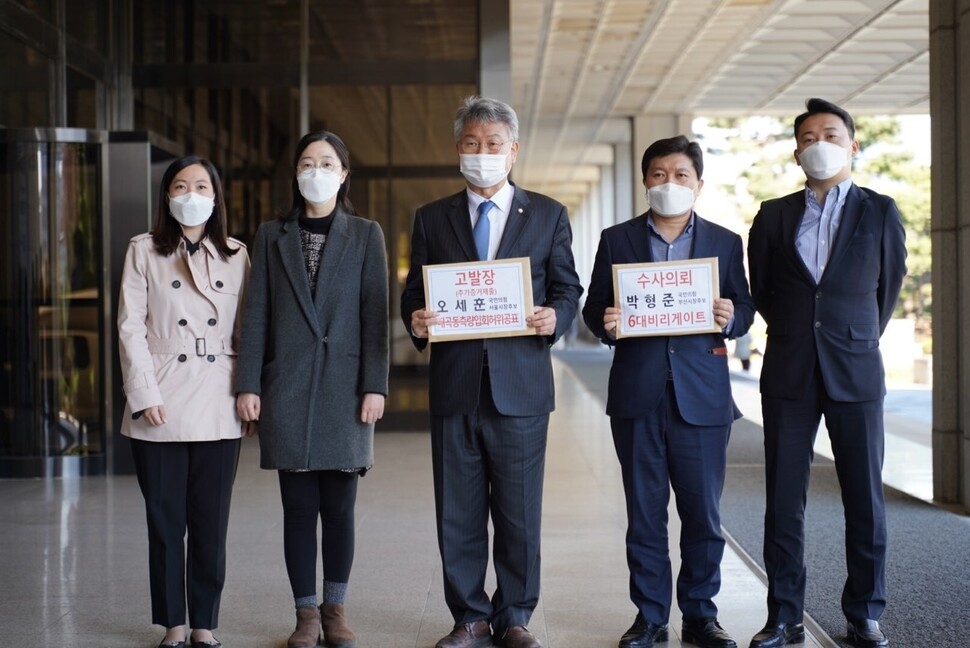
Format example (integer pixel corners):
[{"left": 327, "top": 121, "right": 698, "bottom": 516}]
[
  {"left": 612, "top": 257, "right": 721, "bottom": 337},
  {"left": 424, "top": 257, "right": 535, "bottom": 341}
]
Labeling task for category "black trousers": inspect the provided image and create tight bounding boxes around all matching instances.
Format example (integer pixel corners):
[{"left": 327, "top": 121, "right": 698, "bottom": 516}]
[
  {"left": 762, "top": 373, "right": 887, "bottom": 624},
  {"left": 278, "top": 469, "right": 359, "bottom": 599},
  {"left": 431, "top": 370, "right": 549, "bottom": 636},
  {"left": 130, "top": 437, "right": 240, "bottom": 629}
]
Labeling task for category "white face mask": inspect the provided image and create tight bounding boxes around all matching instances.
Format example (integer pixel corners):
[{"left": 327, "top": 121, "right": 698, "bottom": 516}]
[
  {"left": 297, "top": 167, "right": 342, "bottom": 205},
  {"left": 797, "top": 141, "right": 851, "bottom": 180},
  {"left": 459, "top": 153, "right": 509, "bottom": 188},
  {"left": 647, "top": 183, "right": 696, "bottom": 217},
  {"left": 169, "top": 192, "right": 215, "bottom": 227}
]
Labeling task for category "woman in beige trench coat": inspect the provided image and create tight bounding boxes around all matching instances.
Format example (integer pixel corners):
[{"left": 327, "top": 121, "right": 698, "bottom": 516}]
[{"left": 118, "top": 155, "right": 252, "bottom": 648}]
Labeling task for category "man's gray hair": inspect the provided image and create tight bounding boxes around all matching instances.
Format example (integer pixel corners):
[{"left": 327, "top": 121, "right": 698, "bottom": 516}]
[{"left": 453, "top": 96, "right": 520, "bottom": 142}]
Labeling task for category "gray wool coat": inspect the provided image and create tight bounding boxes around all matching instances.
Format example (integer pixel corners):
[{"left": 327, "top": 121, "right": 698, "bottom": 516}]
[{"left": 235, "top": 209, "right": 389, "bottom": 471}]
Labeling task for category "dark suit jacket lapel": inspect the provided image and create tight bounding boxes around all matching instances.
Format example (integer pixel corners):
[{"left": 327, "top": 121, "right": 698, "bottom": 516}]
[
  {"left": 277, "top": 219, "right": 322, "bottom": 337},
  {"left": 496, "top": 185, "right": 531, "bottom": 258},
  {"left": 781, "top": 191, "right": 817, "bottom": 285},
  {"left": 820, "top": 183, "right": 865, "bottom": 285},
  {"left": 445, "top": 192, "right": 479, "bottom": 261},
  {"left": 622, "top": 213, "right": 654, "bottom": 262},
  {"left": 690, "top": 214, "right": 719, "bottom": 260},
  {"left": 313, "top": 209, "right": 351, "bottom": 310}
]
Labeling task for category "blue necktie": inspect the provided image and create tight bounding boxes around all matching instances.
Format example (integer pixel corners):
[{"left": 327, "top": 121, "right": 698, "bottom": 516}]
[{"left": 473, "top": 200, "right": 495, "bottom": 261}]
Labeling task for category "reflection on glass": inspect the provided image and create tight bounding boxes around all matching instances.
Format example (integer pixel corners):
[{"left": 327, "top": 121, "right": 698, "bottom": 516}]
[
  {"left": 0, "top": 29, "right": 51, "bottom": 128},
  {"left": 0, "top": 140, "right": 104, "bottom": 461}
]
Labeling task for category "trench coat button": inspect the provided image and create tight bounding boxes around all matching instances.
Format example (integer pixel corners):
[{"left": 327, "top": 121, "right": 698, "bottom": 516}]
[
  {"left": 177, "top": 354, "right": 187, "bottom": 362},
  {"left": 172, "top": 280, "right": 181, "bottom": 288},
  {"left": 215, "top": 280, "right": 224, "bottom": 288},
  {"left": 207, "top": 355, "right": 215, "bottom": 362},
  {"left": 208, "top": 318, "right": 217, "bottom": 326},
  {"left": 178, "top": 319, "right": 187, "bottom": 326}
]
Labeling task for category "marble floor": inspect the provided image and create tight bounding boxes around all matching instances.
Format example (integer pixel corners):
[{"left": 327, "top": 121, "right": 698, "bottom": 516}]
[{"left": 2, "top": 359, "right": 840, "bottom": 648}]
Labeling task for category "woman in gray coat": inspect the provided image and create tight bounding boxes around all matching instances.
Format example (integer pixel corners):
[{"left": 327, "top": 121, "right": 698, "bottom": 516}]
[{"left": 235, "top": 131, "right": 389, "bottom": 648}]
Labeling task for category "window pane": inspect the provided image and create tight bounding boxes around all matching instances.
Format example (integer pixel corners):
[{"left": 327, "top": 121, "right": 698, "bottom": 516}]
[{"left": 0, "top": 30, "right": 51, "bottom": 128}]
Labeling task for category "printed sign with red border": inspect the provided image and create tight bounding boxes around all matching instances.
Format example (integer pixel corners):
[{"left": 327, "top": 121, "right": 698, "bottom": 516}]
[
  {"left": 424, "top": 257, "right": 535, "bottom": 342},
  {"left": 612, "top": 257, "right": 721, "bottom": 338}
]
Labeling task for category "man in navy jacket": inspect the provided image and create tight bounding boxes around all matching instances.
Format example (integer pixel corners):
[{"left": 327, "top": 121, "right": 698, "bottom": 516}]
[
  {"left": 747, "top": 98, "right": 907, "bottom": 648},
  {"left": 584, "top": 135, "right": 754, "bottom": 648}
]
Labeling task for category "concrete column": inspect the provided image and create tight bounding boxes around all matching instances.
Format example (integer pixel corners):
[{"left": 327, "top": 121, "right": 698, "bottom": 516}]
[
  {"left": 599, "top": 162, "right": 615, "bottom": 233},
  {"left": 632, "top": 114, "right": 695, "bottom": 214},
  {"left": 614, "top": 140, "right": 634, "bottom": 224},
  {"left": 576, "top": 180, "right": 602, "bottom": 287},
  {"left": 299, "top": 0, "right": 310, "bottom": 137},
  {"left": 52, "top": 0, "right": 67, "bottom": 126},
  {"left": 479, "top": 0, "right": 511, "bottom": 103},
  {"left": 929, "top": 0, "right": 970, "bottom": 508},
  {"left": 110, "top": 0, "right": 134, "bottom": 130}
]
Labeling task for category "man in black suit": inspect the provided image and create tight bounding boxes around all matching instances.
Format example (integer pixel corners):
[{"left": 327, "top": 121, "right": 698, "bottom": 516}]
[
  {"left": 584, "top": 135, "right": 754, "bottom": 648},
  {"left": 401, "top": 96, "right": 582, "bottom": 648},
  {"left": 747, "top": 98, "right": 907, "bottom": 648}
]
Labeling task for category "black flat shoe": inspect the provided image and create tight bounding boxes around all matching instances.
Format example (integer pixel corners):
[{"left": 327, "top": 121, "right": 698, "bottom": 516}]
[
  {"left": 158, "top": 641, "right": 185, "bottom": 648},
  {"left": 619, "top": 613, "right": 669, "bottom": 648},
  {"left": 846, "top": 619, "right": 888, "bottom": 648},
  {"left": 748, "top": 622, "right": 804, "bottom": 648},
  {"left": 682, "top": 617, "right": 737, "bottom": 648},
  {"left": 190, "top": 636, "right": 222, "bottom": 648}
]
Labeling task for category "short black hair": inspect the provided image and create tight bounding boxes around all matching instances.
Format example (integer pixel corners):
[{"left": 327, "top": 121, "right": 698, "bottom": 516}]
[
  {"left": 640, "top": 135, "right": 703, "bottom": 179},
  {"left": 794, "top": 98, "right": 855, "bottom": 139}
]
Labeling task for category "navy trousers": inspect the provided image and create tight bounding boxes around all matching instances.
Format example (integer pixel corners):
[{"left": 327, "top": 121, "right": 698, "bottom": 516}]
[
  {"left": 611, "top": 381, "right": 730, "bottom": 625},
  {"left": 761, "top": 373, "right": 887, "bottom": 624}
]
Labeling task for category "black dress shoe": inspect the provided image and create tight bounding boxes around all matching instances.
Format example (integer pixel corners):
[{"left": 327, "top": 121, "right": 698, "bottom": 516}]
[
  {"left": 682, "top": 617, "right": 737, "bottom": 648},
  {"left": 748, "top": 622, "right": 804, "bottom": 648},
  {"left": 619, "top": 613, "right": 669, "bottom": 648},
  {"left": 846, "top": 619, "right": 888, "bottom": 647}
]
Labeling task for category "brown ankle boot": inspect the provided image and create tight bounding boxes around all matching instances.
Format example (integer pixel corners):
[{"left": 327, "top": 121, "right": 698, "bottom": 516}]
[
  {"left": 287, "top": 605, "right": 321, "bottom": 648},
  {"left": 320, "top": 603, "right": 357, "bottom": 647}
]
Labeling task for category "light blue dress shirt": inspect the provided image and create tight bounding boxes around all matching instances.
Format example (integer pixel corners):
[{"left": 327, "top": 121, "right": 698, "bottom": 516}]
[{"left": 797, "top": 178, "right": 853, "bottom": 283}]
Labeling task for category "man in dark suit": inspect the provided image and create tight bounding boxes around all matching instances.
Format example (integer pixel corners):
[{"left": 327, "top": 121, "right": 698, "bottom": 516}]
[
  {"left": 401, "top": 96, "right": 582, "bottom": 648},
  {"left": 747, "top": 98, "right": 907, "bottom": 648},
  {"left": 583, "top": 135, "right": 754, "bottom": 648}
]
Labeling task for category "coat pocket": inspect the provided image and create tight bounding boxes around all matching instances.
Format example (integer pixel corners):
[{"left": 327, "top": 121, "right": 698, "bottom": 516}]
[{"left": 848, "top": 323, "right": 879, "bottom": 340}]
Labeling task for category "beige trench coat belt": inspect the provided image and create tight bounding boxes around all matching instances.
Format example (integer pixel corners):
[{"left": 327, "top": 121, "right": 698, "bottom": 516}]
[{"left": 147, "top": 336, "right": 235, "bottom": 357}]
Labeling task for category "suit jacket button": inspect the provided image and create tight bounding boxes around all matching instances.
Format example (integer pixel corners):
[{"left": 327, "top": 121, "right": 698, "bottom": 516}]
[
  {"left": 207, "top": 355, "right": 215, "bottom": 362},
  {"left": 208, "top": 318, "right": 217, "bottom": 326},
  {"left": 178, "top": 319, "right": 187, "bottom": 326},
  {"left": 215, "top": 280, "right": 224, "bottom": 288},
  {"left": 815, "top": 321, "right": 822, "bottom": 328},
  {"left": 177, "top": 354, "right": 187, "bottom": 362},
  {"left": 172, "top": 280, "right": 181, "bottom": 288}
]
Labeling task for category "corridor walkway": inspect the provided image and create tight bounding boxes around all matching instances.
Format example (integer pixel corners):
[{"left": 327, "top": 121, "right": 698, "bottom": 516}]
[{"left": 1, "top": 360, "right": 832, "bottom": 648}]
